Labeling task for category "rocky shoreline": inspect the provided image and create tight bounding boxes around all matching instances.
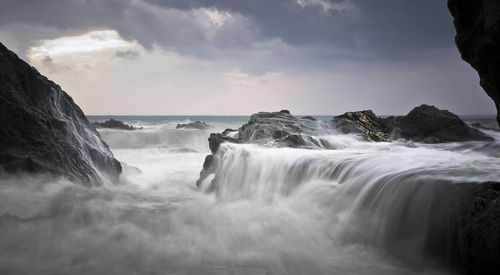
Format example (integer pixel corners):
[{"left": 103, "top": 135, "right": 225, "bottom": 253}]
[{"left": 198, "top": 105, "right": 492, "bottom": 186}]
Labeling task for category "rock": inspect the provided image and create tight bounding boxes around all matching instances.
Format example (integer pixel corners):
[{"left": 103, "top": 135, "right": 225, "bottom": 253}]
[
  {"left": 392, "top": 105, "right": 493, "bottom": 143},
  {"left": 455, "top": 182, "right": 500, "bottom": 274},
  {"left": 207, "top": 110, "right": 327, "bottom": 154},
  {"left": 302, "top": 116, "right": 317, "bottom": 121},
  {"left": 197, "top": 110, "right": 331, "bottom": 187},
  {"left": 176, "top": 120, "right": 211, "bottom": 130},
  {"left": 333, "top": 110, "right": 392, "bottom": 142},
  {"left": 0, "top": 42, "right": 121, "bottom": 185},
  {"left": 94, "top": 119, "right": 141, "bottom": 130},
  {"left": 448, "top": 0, "right": 500, "bottom": 126},
  {"left": 332, "top": 105, "right": 493, "bottom": 143}
]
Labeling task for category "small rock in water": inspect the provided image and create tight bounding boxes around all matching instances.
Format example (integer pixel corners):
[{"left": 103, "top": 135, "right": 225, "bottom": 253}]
[
  {"left": 94, "top": 119, "right": 141, "bottom": 130},
  {"left": 176, "top": 121, "right": 211, "bottom": 130}
]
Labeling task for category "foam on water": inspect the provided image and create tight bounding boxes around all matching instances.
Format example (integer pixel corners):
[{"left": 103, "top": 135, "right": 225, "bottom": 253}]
[{"left": 0, "top": 116, "right": 498, "bottom": 274}]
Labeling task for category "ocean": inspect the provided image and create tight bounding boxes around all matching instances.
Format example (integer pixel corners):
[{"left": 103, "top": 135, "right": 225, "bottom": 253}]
[{"left": 0, "top": 115, "right": 498, "bottom": 274}]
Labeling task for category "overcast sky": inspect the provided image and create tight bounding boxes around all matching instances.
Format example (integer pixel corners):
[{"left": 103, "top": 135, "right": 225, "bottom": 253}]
[{"left": 0, "top": 0, "right": 496, "bottom": 115}]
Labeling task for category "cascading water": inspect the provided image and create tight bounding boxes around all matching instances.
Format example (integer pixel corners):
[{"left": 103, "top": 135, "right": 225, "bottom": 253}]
[{"left": 0, "top": 116, "right": 498, "bottom": 274}]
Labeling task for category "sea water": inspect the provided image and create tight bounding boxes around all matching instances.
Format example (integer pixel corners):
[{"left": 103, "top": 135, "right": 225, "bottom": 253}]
[{"left": 0, "top": 115, "right": 498, "bottom": 274}]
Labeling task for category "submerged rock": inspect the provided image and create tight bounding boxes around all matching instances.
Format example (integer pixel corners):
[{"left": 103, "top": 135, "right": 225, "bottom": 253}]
[
  {"left": 176, "top": 121, "right": 211, "bottom": 130},
  {"left": 333, "top": 105, "right": 493, "bottom": 143},
  {"left": 448, "top": 0, "right": 500, "bottom": 126},
  {"left": 94, "top": 119, "right": 141, "bottom": 130},
  {"left": 0, "top": 42, "right": 121, "bottom": 185},
  {"left": 471, "top": 122, "right": 500, "bottom": 132}
]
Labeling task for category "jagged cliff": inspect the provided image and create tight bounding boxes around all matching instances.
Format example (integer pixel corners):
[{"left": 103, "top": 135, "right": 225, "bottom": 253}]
[
  {"left": 448, "top": 0, "right": 500, "bottom": 126},
  {"left": 0, "top": 42, "right": 121, "bottom": 185}
]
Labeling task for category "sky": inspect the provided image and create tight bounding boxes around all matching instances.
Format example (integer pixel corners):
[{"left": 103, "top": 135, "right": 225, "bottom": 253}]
[{"left": 0, "top": 0, "right": 496, "bottom": 115}]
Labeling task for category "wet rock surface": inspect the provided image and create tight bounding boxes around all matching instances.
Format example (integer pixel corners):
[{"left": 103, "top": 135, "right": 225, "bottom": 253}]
[
  {"left": 176, "top": 120, "right": 211, "bottom": 130},
  {"left": 206, "top": 110, "right": 329, "bottom": 154},
  {"left": 0, "top": 42, "right": 121, "bottom": 185},
  {"left": 94, "top": 119, "right": 141, "bottom": 130},
  {"left": 333, "top": 110, "right": 392, "bottom": 142},
  {"left": 448, "top": 0, "right": 500, "bottom": 126}
]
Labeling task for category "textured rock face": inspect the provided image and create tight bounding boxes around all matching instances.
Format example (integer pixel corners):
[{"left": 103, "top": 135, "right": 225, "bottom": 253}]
[
  {"left": 94, "top": 119, "right": 140, "bottom": 130},
  {"left": 333, "top": 105, "right": 493, "bottom": 143},
  {"left": 448, "top": 0, "right": 500, "bottom": 126},
  {"left": 333, "top": 110, "right": 392, "bottom": 142},
  {"left": 0, "top": 42, "right": 121, "bottom": 185}
]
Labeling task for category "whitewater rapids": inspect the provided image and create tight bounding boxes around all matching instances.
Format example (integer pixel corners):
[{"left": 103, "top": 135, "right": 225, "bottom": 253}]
[{"left": 0, "top": 116, "right": 498, "bottom": 275}]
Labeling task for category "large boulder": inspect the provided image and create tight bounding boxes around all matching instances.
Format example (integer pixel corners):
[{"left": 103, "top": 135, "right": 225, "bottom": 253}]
[
  {"left": 0, "top": 42, "right": 121, "bottom": 185},
  {"left": 198, "top": 110, "right": 330, "bottom": 186},
  {"left": 333, "top": 105, "right": 493, "bottom": 143},
  {"left": 448, "top": 0, "right": 500, "bottom": 126},
  {"left": 207, "top": 110, "right": 328, "bottom": 154}
]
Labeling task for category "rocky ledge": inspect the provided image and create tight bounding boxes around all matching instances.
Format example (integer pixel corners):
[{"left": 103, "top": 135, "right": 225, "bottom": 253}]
[
  {"left": 0, "top": 42, "right": 121, "bottom": 185},
  {"left": 94, "top": 119, "right": 141, "bottom": 130},
  {"left": 176, "top": 120, "right": 211, "bottom": 130}
]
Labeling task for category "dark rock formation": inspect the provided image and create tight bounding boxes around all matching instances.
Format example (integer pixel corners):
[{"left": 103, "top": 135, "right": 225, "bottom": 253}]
[
  {"left": 197, "top": 110, "right": 331, "bottom": 187},
  {"left": 333, "top": 105, "right": 493, "bottom": 143},
  {"left": 455, "top": 181, "right": 500, "bottom": 274},
  {"left": 448, "top": 0, "right": 500, "bottom": 126},
  {"left": 94, "top": 119, "right": 141, "bottom": 130},
  {"left": 176, "top": 120, "right": 211, "bottom": 130},
  {"left": 207, "top": 110, "right": 328, "bottom": 153},
  {"left": 0, "top": 42, "right": 121, "bottom": 185}
]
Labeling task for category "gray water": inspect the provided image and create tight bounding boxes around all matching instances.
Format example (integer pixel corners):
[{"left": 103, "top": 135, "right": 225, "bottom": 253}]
[{"left": 0, "top": 116, "right": 498, "bottom": 275}]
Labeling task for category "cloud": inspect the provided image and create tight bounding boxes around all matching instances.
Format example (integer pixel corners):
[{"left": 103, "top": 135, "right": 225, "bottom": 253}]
[
  {"left": 0, "top": 0, "right": 496, "bottom": 115},
  {"left": 0, "top": 0, "right": 455, "bottom": 61},
  {"left": 115, "top": 50, "right": 140, "bottom": 59}
]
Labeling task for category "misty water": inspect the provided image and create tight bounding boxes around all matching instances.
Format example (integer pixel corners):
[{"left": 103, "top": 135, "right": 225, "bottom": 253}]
[{"left": 1, "top": 116, "right": 499, "bottom": 274}]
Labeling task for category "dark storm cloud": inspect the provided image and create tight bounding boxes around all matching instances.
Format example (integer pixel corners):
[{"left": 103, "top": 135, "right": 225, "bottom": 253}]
[
  {"left": 0, "top": 0, "right": 455, "bottom": 60},
  {"left": 142, "top": 0, "right": 455, "bottom": 56}
]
